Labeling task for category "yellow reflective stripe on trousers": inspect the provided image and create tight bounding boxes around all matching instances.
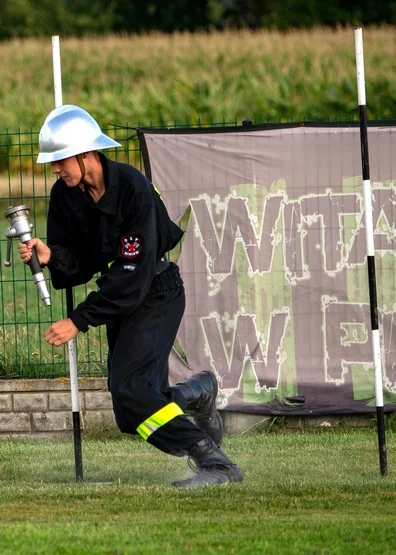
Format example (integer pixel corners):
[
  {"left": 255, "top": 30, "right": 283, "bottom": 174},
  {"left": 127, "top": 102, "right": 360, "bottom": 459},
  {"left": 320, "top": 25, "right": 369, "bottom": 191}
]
[
  {"left": 137, "top": 402, "right": 184, "bottom": 440},
  {"left": 108, "top": 260, "right": 114, "bottom": 268}
]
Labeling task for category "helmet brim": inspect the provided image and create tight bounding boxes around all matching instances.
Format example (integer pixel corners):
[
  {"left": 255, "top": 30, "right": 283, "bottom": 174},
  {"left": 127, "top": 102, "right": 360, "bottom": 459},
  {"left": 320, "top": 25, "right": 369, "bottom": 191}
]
[{"left": 37, "top": 135, "right": 121, "bottom": 163}]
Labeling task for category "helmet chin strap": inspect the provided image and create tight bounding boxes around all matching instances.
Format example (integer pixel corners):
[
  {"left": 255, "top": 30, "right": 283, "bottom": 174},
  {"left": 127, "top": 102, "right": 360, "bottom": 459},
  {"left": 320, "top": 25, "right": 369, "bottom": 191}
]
[{"left": 76, "top": 154, "right": 87, "bottom": 188}]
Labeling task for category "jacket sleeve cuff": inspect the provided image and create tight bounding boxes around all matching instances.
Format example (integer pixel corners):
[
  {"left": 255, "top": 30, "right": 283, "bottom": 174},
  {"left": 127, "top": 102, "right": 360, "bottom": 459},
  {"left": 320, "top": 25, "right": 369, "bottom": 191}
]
[
  {"left": 70, "top": 312, "right": 89, "bottom": 333},
  {"left": 46, "top": 245, "right": 60, "bottom": 269}
]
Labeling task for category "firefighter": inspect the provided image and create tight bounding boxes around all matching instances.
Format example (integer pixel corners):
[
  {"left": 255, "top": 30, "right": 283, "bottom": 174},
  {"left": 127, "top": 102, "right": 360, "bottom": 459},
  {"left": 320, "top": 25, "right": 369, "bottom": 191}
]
[{"left": 18, "top": 104, "right": 243, "bottom": 488}]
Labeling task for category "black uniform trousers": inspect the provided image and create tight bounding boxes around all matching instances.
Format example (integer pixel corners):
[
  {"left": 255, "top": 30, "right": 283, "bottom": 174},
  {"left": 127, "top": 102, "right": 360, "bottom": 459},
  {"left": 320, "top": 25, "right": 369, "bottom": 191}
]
[{"left": 106, "top": 262, "right": 206, "bottom": 455}]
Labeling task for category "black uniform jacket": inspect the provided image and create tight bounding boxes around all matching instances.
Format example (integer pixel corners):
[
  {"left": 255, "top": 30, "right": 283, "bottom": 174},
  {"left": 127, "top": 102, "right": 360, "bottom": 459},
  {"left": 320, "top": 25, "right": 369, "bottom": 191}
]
[{"left": 46, "top": 153, "right": 183, "bottom": 332}]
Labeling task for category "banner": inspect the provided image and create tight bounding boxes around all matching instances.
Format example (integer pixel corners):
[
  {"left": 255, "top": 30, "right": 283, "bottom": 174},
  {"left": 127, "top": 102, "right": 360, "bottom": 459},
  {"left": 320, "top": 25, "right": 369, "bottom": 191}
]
[{"left": 139, "top": 123, "right": 396, "bottom": 415}]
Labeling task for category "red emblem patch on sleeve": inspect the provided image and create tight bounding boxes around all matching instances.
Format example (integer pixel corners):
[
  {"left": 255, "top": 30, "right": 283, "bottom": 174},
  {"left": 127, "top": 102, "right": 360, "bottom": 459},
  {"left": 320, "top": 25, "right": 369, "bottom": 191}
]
[{"left": 121, "top": 235, "right": 143, "bottom": 259}]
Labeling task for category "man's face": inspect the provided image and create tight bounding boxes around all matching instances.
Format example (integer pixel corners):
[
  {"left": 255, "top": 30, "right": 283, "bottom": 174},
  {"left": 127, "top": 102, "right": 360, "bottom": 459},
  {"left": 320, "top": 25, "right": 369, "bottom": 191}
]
[{"left": 51, "top": 156, "right": 82, "bottom": 187}]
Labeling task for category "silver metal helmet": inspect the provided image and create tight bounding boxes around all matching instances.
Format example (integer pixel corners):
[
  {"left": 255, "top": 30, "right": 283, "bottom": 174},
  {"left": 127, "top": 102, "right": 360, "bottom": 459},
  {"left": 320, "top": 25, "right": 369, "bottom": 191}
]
[{"left": 37, "top": 104, "right": 121, "bottom": 163}]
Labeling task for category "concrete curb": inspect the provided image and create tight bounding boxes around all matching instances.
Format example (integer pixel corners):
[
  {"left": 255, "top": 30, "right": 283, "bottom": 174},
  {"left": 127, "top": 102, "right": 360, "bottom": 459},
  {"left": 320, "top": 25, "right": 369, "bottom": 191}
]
[{"left": 0, "top": 377, "right": 374, "bottom": 438}]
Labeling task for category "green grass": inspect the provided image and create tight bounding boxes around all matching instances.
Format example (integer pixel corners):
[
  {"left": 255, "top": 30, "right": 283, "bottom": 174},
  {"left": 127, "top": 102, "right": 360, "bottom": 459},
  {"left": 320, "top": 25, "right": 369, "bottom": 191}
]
[
  {"left": 0, "top": 430, "right": 395, "bottom": 554},
  {"left": 0, "top": 246, "right": 108, "bottom": 378},
  {"left": 0, "top": 206, "right": 107, "bottom": 378}
]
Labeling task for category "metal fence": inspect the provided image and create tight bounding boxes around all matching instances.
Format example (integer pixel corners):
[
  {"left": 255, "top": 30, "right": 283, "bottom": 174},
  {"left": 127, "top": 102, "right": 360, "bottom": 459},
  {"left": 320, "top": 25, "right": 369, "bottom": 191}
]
[{"left": 0, "top": 119, "right": 238, "bottom": 379}]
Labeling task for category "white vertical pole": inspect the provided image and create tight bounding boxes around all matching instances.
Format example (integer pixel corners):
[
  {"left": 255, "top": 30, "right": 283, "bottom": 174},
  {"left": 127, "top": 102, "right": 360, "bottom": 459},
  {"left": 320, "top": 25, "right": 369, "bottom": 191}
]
[
  {"left": 52, "top": 36, "right": 63, "bottom": 108},
  {"left": 51, "top": 35, "right": 83, "bottom": 481},
  {"left": 354, "top": 27, "right": 387, "bottom": 476}
]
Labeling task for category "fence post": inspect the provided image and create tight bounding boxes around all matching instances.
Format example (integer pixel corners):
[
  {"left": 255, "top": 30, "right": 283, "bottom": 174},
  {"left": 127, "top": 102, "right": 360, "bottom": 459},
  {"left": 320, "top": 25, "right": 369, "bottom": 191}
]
[{"left": 242, "top": 118, "right": 253, "bottom": 128}]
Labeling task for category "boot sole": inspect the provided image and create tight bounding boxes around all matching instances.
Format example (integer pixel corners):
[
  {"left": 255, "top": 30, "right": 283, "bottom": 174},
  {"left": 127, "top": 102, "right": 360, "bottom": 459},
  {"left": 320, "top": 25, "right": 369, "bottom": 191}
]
[{"left": 171, "top": 465, "right": 243, "bottom": 488}]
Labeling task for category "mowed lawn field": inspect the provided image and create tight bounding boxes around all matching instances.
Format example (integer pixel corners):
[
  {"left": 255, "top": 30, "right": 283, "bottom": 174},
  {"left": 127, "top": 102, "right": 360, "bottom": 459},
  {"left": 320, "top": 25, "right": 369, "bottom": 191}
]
[{"left": 0, "top": 430, "right": 396, "bottom": 554}]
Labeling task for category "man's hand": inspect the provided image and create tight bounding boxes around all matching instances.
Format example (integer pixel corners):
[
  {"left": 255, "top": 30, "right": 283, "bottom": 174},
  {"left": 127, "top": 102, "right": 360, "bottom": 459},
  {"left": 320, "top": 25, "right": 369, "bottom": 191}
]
[
  {"left": 44, "top": 318, "right": 79, "bottom": 346},
  {"left": 18, "top": 238, "right": 51, "bottom": 266}
]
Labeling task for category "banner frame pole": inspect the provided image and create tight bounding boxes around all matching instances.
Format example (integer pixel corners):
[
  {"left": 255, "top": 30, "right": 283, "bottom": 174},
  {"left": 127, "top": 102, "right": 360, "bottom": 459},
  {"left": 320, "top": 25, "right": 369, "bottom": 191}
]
[{"left": 354, "top": 27, "right": 387, "bottom": 476}]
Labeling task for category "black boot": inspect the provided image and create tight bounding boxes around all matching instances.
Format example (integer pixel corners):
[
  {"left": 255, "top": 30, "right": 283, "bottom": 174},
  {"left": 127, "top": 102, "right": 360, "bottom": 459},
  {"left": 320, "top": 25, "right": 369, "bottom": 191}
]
[
  {"left": 171, "top": 437, "right": 243, "bottom": 488},
  {"left": 175, "top": 370, "right": 223, "bottom": 446}
]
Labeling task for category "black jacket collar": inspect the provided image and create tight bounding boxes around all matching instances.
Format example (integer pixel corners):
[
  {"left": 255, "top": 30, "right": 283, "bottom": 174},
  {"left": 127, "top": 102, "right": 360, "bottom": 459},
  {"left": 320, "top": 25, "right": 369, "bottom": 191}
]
[{"left": 65, "top": 152, "right": 120, "bottom": 215}]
